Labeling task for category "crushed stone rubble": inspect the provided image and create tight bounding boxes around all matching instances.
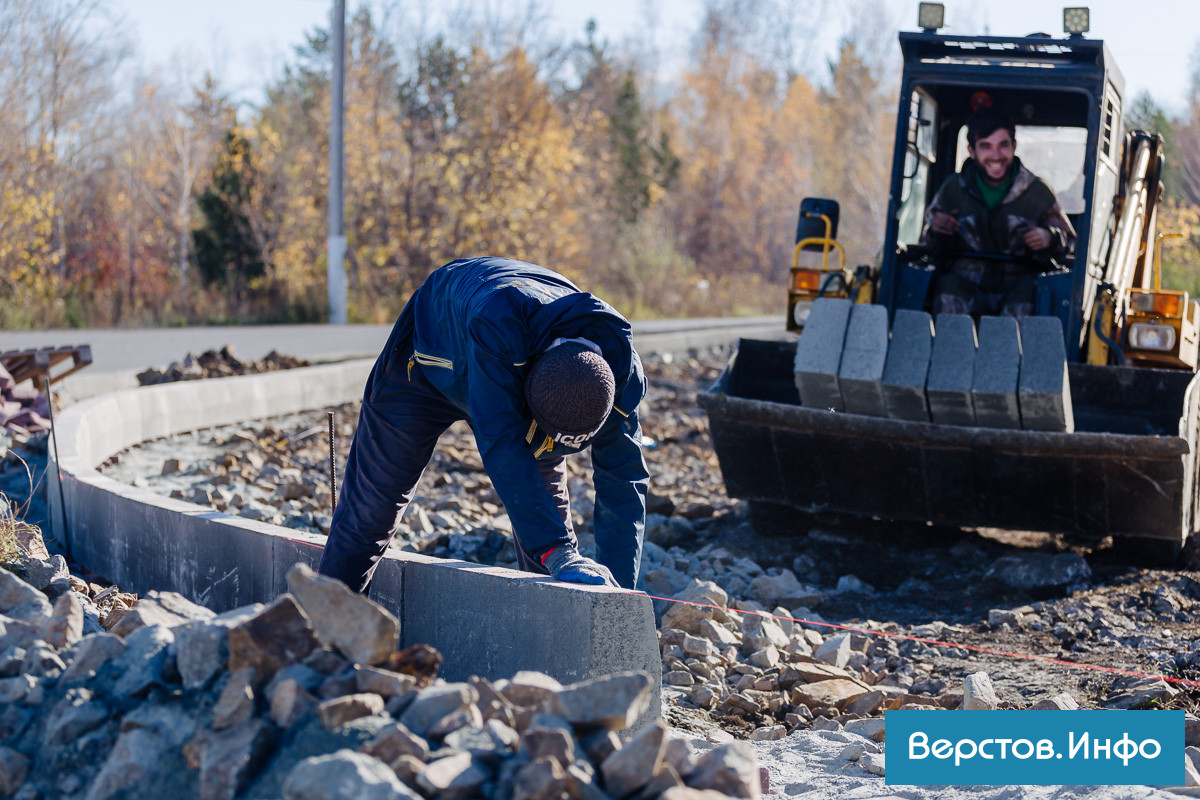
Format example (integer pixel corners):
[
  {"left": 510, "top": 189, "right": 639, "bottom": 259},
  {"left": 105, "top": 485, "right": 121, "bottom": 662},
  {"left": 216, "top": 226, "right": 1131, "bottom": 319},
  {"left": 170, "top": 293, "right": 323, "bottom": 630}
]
[
  {"left": 0, "top": 541, "right": 768, "bottom": 800},
  {"left": 11, "top": 346, "right": 1200, "bottom": 795},
  {"left": 135, "top": 346, "right": 311, "bottom": 386}
]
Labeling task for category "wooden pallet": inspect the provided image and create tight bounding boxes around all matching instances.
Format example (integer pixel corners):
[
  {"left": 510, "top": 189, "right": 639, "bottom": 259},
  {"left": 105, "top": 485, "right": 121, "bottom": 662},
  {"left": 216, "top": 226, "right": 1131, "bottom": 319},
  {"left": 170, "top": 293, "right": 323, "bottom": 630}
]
[{"left": 0, "top": 346, "right": 93, "bottom": 392}]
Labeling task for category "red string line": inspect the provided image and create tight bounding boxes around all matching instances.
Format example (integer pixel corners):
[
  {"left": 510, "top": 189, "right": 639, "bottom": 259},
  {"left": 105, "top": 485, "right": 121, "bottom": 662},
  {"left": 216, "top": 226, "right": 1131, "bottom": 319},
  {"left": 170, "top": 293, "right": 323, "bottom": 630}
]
[{"left": 258, "top": 534, "right": 1200, "bottom": 690}]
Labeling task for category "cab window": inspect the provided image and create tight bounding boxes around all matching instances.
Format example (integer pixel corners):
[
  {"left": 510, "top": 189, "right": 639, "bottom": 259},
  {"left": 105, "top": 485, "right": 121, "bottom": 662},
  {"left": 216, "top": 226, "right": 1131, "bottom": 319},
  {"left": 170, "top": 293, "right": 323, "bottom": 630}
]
[
  {"left": 896, "top": 90, "right": 938, "bottom": 246},
  {"left": 954, "top": 125, "right": 1088, "bottom": 214}
]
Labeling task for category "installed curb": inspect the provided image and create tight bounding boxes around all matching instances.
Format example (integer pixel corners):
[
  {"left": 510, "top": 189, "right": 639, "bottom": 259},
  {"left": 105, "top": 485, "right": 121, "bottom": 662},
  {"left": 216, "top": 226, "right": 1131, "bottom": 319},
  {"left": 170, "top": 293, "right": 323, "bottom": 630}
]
[{"left": 46, "top": 359, "right": 661, "bottom": 721}]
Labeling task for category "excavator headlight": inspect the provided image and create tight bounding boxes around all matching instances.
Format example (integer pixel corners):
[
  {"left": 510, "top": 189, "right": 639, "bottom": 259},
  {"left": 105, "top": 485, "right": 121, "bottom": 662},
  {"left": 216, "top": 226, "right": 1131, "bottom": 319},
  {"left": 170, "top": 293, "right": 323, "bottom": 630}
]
[
  {"left": 918, "top": 2, "right": 944, "bottom": 31},
  {"left": 1128, "top": 323, "right": 1177, "bottom": 352},
  {"left": 792, "top": 301, "right": 813, "bottom": 328},
  {"left": 1063, "top": 7, "right": 1089, "bottom": 35}
]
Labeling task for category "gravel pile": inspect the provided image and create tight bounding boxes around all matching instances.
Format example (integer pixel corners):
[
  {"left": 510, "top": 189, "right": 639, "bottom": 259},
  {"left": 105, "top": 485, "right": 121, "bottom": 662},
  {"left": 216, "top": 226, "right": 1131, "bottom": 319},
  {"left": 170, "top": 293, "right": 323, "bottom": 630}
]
[
  {"left": 136, "top": 347, "right": 310, "bottom": 386},
  {"left": 0, "top": 535, "right": 766, "bottom": 800}
]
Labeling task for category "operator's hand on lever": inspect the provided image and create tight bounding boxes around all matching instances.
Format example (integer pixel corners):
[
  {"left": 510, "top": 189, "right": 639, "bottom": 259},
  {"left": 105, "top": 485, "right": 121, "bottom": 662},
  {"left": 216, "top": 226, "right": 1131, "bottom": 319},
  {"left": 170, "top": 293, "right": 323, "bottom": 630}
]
[
  {"left": 929, "top": 210, "right": 959, "bottom": 237},
  {"left": 543, "top": 545, "right": 619, "bottom": 587},
  {"left": 1022, "top": 225, "right": 1052, "bottom": 252}
]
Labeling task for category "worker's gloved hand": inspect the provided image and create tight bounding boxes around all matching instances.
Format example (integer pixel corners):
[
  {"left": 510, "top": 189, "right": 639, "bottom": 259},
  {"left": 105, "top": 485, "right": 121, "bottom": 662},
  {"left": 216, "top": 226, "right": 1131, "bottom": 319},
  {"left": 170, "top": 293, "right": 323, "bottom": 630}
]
[{"left": 542, "top": 546, "right": 618, "bottom": 588}]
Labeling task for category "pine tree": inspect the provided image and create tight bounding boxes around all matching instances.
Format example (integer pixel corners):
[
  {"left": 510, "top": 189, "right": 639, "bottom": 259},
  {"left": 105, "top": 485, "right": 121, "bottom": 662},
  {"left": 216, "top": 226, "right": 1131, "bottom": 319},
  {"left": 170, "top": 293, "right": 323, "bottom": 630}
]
[{"left": 191, "top": 129, "right": 266, "bottom": 291}]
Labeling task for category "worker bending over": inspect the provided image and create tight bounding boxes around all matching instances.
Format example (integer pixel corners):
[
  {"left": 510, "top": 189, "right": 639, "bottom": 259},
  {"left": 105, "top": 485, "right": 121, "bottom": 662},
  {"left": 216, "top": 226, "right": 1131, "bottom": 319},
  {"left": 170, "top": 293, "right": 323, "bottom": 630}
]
[{"left": 318, "top": 257, "right": 648, "bottom": 592}]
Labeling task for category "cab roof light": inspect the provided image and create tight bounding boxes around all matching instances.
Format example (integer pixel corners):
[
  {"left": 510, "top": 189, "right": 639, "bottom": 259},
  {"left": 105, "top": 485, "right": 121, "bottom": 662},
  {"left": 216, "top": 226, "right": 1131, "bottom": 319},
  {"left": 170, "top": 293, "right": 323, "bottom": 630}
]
[
  {"left": 918, "top": 2, "right": 944, "bottom": 32},
  {"left": 1063, "top": 7, "right": 1089, "bottom": 36}
]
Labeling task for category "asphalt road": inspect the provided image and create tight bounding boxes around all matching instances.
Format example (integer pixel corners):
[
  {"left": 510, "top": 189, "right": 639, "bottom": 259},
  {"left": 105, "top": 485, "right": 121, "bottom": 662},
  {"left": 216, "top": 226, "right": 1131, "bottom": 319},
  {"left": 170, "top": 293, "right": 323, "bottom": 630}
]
[{"left": 1, "top": 317, "right": 787, "bottom": 400}]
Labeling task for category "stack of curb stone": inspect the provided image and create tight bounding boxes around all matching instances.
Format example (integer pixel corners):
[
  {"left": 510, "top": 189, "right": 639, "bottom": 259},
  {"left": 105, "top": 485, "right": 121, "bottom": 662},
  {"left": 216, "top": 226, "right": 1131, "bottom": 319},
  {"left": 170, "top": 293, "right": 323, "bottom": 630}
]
[
  {"left": 794, "top": 298, "right": 1073, "bottom": 431},
  {"left": 0, "top": 561, "right": 761, "bottom": 800}
]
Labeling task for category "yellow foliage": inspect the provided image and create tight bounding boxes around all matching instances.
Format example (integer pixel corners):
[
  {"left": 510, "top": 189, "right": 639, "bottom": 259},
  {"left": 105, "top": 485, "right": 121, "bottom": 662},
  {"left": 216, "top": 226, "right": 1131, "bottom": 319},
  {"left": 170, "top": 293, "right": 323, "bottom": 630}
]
[
  {"left": 665, "top": 49, "right": 822, "bottom": 289},
  {"left": 415, "top": 47, "right": 593, "bottom": 279},
  {"left": 0, "top": 144, "right": 63, "bottom": 324}
]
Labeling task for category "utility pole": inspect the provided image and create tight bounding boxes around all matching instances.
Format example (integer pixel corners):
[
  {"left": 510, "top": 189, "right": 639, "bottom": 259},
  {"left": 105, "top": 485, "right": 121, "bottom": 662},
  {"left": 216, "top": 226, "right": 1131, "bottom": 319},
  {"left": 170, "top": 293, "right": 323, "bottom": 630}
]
[{"left": 327, "top": 0, "right": 347, "bottom": 324}]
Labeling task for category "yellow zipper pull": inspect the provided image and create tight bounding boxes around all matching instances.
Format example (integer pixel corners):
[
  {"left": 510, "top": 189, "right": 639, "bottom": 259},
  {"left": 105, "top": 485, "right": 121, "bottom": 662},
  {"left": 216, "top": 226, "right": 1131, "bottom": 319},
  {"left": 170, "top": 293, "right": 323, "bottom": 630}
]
[{"left": 407, "top": 354, "right": 415, "bottom": 380}]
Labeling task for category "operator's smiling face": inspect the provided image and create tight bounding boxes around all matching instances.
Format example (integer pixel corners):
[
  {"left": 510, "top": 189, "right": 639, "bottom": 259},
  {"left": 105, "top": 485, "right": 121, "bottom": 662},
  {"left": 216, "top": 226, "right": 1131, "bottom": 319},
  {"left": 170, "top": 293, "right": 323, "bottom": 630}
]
[{"left": 969, "top": 127, "right": 1016, "bottom": 184}]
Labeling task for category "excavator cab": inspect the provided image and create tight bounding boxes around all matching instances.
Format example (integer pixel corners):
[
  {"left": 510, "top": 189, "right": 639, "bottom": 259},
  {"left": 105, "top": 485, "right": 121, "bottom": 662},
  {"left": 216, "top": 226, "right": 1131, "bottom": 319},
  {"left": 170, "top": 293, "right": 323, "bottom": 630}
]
[
  {"left": 884, "top": 85, "right": 1090, "bottom": 326},
  {"left": 873, "top": 9, "right": 1197, "bottom": 370}
]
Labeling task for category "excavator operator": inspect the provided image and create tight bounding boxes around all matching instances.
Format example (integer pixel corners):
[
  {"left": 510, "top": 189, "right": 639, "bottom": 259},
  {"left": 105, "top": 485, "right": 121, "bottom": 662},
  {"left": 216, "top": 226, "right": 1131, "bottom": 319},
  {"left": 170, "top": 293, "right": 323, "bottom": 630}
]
[{"left": 922, "top": 106, "right": 1076, "bottom": 319}]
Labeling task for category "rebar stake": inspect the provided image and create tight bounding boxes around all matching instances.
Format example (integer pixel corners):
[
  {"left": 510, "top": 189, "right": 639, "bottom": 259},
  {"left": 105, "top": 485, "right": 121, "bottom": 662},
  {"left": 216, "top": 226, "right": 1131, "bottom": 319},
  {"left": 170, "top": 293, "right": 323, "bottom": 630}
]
[
  {"left": 45, "top": 380, "right": 72, "bottom": 561},
  {"left": 328, "top": 410, "right": 337, "bottom": 514}
]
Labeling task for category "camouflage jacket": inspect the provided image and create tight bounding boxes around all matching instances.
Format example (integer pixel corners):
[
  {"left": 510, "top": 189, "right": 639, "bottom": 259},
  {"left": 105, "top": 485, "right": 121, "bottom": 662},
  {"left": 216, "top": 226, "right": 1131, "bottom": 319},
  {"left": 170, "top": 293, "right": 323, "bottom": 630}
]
[{"left": 922, "top": 157, "right": 1077, "bottom": 293}]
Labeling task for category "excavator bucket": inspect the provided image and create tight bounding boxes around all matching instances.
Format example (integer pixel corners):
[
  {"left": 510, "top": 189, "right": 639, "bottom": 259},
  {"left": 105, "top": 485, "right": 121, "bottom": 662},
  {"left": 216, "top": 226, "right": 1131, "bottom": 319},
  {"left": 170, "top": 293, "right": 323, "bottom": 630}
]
[{"left": 699, "top": 339, "right": 1200, "bottom": 551}]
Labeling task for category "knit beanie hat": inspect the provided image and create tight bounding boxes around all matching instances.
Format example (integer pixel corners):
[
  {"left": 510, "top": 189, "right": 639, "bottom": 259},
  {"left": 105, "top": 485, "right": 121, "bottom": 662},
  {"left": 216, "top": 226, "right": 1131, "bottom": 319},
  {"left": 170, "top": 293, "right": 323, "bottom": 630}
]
[{"left": 525, "top": 341, "right": 615, "bottom": 448}]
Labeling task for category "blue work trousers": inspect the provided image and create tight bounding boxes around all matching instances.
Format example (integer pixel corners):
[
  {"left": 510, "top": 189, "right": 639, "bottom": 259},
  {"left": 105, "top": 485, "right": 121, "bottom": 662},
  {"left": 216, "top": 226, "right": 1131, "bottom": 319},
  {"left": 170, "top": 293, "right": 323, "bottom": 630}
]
[{"left": 317, "top": 345, "right": 575, "bottom": 593}]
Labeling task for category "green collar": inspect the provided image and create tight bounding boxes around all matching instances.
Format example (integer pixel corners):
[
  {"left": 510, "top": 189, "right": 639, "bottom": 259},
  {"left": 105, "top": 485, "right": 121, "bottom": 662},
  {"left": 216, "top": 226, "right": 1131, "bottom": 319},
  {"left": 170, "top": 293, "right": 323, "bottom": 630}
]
[{"left": 972, "top": 162, "right": 1016, "bottom": 210}]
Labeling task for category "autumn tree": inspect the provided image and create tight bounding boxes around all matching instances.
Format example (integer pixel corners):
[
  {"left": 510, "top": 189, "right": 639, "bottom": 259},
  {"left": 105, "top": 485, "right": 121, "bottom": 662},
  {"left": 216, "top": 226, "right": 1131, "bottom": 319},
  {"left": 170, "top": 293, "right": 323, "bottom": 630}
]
[
  {"left": 430, "top": 45, "right": 590, "bottom": 277},
  {"left": 162, "top": 76, "right": 237, "bottom": 297},
  {"left": 1172, "top": 55, "right": 1200, "bottom": 206},
  {"left": 0, "top": 0, "right": 922, "bottom": 326},
  {"left": 560, "top": 21, "right": 675, "bottom": 226},
  {"left": 1156, "top": 201, "right": 1200, "bottom": 298},
  {"left": 396, "top": 36, "right": 468, "bottom": 292},
  {"left": 0, "top": 0, "right": 129, "bottom": 327},
  {"left": 1151, "top": 48, "right": 1200, "bottom": 298},
  {"left": 658, "top": 0, "right": 829, "bottom": 316},
  {"left": 807, "top": 1, "right": 897, "bottom": 270},
  {"left": 542, "top": 20, "right": 679, "bottom": 312}
]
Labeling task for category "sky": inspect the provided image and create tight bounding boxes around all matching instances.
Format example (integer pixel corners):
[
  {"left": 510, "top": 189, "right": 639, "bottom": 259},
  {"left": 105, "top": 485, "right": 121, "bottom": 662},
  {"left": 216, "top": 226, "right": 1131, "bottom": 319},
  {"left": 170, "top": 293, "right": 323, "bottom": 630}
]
[{"left": 109, "top": 0, "right": 1199, "bottom": 115}]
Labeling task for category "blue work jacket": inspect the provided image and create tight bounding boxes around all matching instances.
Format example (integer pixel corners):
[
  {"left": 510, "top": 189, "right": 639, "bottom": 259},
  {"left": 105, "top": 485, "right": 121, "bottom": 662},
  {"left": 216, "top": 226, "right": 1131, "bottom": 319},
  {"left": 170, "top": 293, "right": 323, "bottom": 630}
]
[{"left": 382, "top": 257, "right": 649, "bottom": 588}]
